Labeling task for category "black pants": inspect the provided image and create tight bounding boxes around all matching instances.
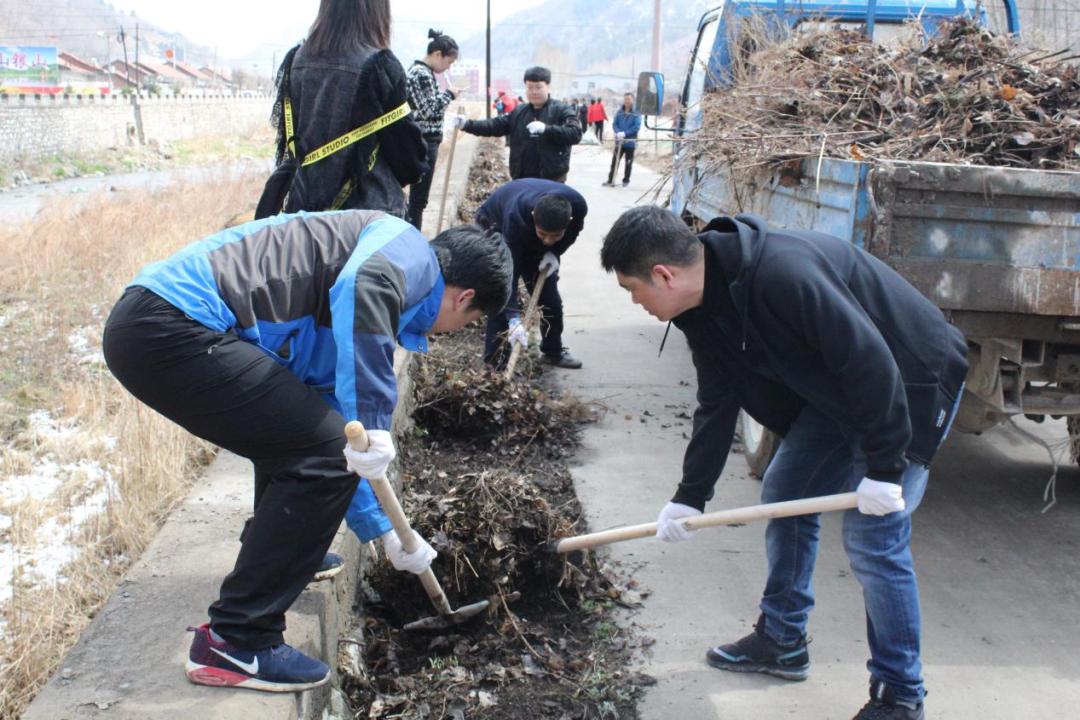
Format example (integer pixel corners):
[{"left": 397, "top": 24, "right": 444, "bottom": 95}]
[
  {"left": 607, "top": 144, "right": 635, "bottom": 184},
  {"left": 102, "top": 287, "right": 359, "bottom": 649},
  {"left": 593, "top": 120, "right": 605, "bottom": 142},
  {"left": 406, "top": 138, "right": 442, "bottom": 231},
  {"left": 483, "top": 269, "right": 563, "bottom": 368}
]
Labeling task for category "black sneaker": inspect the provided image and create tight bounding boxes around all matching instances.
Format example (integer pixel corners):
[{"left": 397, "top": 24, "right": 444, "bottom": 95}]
[
  {"left": 543, "top": 348, "right": 583, "bottom": 369},
  {"left": 852, "top": 679, "right": 925, "bottom": 720},
  {"left": 621, "top": 179, "right": 630, "bottom": 187},
  {"left": 602, "top": 180, "right": 615, "bottom": 187},
  {"left": 312, "top": 551, "right": 344, "bottom": 582},
  {"left": 705, "top": 615, "right": 810, "bottom": 681}
]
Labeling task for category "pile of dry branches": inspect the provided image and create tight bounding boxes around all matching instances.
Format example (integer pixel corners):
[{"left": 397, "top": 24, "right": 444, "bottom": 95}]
[
  {"left": 688, "top": 18, "right": 1080, "bottom": 174},
  {"left": 457, "top": 138, "right": 511, "bottom": 223}
]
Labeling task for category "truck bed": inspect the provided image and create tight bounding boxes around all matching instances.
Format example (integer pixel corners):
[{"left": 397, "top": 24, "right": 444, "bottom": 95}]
[{"left": 675, "top": 158, "right": 1080, "bottom": 317}]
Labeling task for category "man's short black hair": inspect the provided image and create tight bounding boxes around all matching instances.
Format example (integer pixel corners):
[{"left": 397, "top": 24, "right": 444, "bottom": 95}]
[
  {"left": 431, "top": 224, "right": 513, "bottom": 314},
  {"left": 533, "top": 195, "right": 573, "bottom": 232},
  {"left": 523, "top": 66, "right": 551, "bottom": 84},
  {"left": 601, "top": 205, "right": 701, "bottom": 280}
]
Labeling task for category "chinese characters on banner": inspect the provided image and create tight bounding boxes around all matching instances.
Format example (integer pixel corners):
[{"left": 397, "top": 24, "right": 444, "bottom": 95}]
[{"left": 0, "top": 46, "right": 61, "bottom": 94}]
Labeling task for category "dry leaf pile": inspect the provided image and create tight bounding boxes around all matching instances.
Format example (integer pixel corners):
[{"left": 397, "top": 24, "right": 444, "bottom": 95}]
[
  {"left": 457, "top": 138, "right": 512, "bottom": 223},
  {"left": 344, "top": 326, "right": 650, "bottom": 720},
  {"left": 688, "top": 18, "right": 1080, "bottom": 174}
]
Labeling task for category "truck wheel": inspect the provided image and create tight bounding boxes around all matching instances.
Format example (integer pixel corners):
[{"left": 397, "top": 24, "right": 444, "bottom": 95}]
[
  {"left": 1068, "top": 417, "right": 1080, "bottom": 466},
  {"left": 738, "top": 410, "right": 779, "bottom": 479}
]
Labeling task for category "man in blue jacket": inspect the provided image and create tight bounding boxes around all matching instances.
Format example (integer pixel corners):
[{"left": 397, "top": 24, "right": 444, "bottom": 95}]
[
  {"left": 103, "top": 211, "right": 512, "bottom": 693},
  {"left": 476, "top": 178, "right": 588, "bottom": 369},
  {"left": 604, "top": 93, "right": 641, "bottom": 187},
  {"left": 601, "top": 207, "right": 968, "bottom": 720}
]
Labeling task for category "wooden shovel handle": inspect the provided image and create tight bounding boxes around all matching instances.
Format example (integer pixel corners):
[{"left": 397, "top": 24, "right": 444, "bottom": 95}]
[
  {"left": 344, "top": 421, "right": 453, "bottom": 614},
  {"left": 434, "top": 125, "right": 461, "bottom": 235},
  {"left": 553, "top": 492, "right": 859, "bottom": 553},
  {"left": 503, "top": 268, "right": 549, "bottom": 380}
]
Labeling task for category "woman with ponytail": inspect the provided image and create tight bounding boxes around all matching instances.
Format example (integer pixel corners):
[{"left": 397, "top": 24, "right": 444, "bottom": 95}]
[{"left": 404, "top": 28, "right": 460, "bottom": 230}]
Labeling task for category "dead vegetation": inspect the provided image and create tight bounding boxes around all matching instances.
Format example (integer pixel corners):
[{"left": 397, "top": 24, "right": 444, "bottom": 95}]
[
  {"left": 457, "top": 139, "right": 511, "bottom": 223},
  {"left": 686, "top": 18, "right": 1080, "bottom": 176},
  {"left": 344, "top": 323, "right": 652, "bottom": 720},
  {"left": 0, "top": 169, "right": 262, "bottom": 719}
]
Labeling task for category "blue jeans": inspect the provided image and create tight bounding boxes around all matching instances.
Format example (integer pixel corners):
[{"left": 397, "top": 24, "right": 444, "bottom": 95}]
[{"left": 758, "top": 402, "right": 955, "bottom": 705}]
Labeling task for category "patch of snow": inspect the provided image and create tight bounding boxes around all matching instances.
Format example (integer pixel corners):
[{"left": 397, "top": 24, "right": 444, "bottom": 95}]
[
  {"left": 1, "top": 460, "right": 64, "bottom": 504},
  {"left": 27, "top": 410, "right": 78, "bottom": 441},
  {"left": 67, "top": 327, "right": 105, "bottom": 366}
]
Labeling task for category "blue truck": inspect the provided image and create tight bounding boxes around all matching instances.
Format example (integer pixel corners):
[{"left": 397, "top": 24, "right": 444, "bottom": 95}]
[{"left": 637, "top": 0, "right": 1080, "bottom": 474}]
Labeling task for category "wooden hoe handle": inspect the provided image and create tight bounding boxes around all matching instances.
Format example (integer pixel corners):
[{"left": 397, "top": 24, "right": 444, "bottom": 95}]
[
  {"left": 503, "top": 268, "right": 549, "bottom": 380},
  {"left": 553, "top": 492, "right": 859, "bottom": 553},
  {"left": 344, "top": 420, "right": 453, "bottom": 615}
]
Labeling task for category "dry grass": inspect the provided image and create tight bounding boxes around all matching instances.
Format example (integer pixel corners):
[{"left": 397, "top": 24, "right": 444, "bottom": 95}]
[{"left": 0, "top": 167, "right": 263, "bottom": 718}]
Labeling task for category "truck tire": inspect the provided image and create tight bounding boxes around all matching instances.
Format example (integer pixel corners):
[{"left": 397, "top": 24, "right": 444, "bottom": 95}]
[
  {"left": 738, "top": 410, "right": 779, "bottom": 478},
  {"left": 1068, "top": 416, "right": 1080, "bottom": 467}
]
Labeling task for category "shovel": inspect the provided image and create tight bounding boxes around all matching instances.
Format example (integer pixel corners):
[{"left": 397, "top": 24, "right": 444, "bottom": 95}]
[
  {"left": 503, "top": 268, "right": 549, "bottom": 380},
  {"left": 550, "top": 492, "right": 858, "bottom": 554},
  {"left": 345, "top": 420, "right": 491, "bottom": 631},
  {"left": 434, "top": 113, "right": 463, "bottom": 235}
]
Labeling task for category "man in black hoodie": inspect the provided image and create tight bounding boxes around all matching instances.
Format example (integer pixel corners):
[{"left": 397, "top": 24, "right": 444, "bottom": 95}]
[
  {"left": 600, "top": 207, "right": 968, "bottom": 720},
  {"left": 451, "top": 66, "right": 582, "bottom": 182}
]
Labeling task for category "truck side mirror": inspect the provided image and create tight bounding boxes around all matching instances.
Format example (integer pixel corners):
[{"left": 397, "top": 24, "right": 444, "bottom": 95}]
[{"left": 635, "top": 72, "right": 664, "bottom": 115}]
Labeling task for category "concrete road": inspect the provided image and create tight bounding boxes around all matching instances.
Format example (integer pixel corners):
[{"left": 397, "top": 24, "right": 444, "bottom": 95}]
[{"left": 555, "top": 143, "right": 1080, "bottom": 719}]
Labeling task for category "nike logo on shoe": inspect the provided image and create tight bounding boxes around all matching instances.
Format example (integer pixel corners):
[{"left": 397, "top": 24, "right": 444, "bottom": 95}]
[{"left": 210, "top": 647, "right": 259, "bottom": 675}]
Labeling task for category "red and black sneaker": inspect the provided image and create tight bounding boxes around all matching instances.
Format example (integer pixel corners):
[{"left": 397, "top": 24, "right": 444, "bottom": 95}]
[{"left": 185, "top": 624, "right": 329, "bottom": 692}]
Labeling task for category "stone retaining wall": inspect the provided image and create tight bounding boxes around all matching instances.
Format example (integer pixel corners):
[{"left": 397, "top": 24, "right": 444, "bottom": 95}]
[{"left": 0, "top": 94, "right": 272, "bottom": 163}]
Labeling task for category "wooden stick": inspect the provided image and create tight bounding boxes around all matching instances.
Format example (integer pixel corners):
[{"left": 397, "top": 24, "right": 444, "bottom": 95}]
[
  {"left": 345, "top": 421, "right": 454, "bottom": 616},
  {"left": 552, "top": 492, "right": 858, "bottom": 553},
  {"left": 434, "top": 124, "right": 461, "bottom": 235},
  {"left": 503, "top": 268, "right": 549, "bottom": 380}
]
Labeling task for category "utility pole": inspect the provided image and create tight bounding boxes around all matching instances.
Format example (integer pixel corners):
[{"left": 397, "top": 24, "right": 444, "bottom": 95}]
[
  {"left": 134, "top": 22, "right": 141, "bottom": 93},
  {"left": 119, "top": 26, "right": 130, "bottom": 86},
  {"left": 485, "top": 0, "right": 492, "bottom": 119},
  {"left": 650, "top": 0, "right": 662, "bottom": 73}
]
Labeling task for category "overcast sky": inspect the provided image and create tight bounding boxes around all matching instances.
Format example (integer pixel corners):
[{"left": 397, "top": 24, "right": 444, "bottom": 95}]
[{"left": 110, "top": 0, "right": 548, "bottom": 64}]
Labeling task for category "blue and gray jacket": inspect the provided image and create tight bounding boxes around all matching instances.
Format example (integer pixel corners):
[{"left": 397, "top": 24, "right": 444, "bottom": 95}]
[
  {"left": 130, "top": 210, "right": 442, "bottom": 540},
  {"left": 612, "top": 108, "right": 641, "bottom": 150}
]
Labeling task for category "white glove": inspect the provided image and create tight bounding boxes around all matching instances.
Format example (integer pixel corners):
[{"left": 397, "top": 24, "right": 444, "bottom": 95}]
[
  {"left": 656, "top": 501, "right": 702, "bottom": 543},
  {"left": 507, "top": 316, "right": 528, "bottom": 349},
  {"left": 381, "top": 529, "right": 437, "bottom": 575},
  {"left": 615, "top": 131, "right": 626, "bottom": 140},
  {"left": 343, "top": 429, "right": 396, "bottom": 479},
  {"left": 538, "top": 251, "right": 559, "bottom": 275},
  {"left": 526, "top": 120, "right": 546, "bottom": 135},
  {"left": 449, "top": 115, "right": 467, "bottom": 129},
  {"left": 856, "top": 477, "right": 905, "bottom": 515}
]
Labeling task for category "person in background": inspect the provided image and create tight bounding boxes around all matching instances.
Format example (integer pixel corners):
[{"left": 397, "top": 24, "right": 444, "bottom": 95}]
[
  {"left": 104, "top": 212, "right": 513, "bottom": 693},
  {"left": 604, "top": 93, "right": 641, "bottom": 187},
  {"left": 578, "top": 98, "right": 590, "bottom": 135},
  {"left": 588, "top": 98, "right": 608, "bottom": 143},
  {"left": 270, "top": 0, "right": 428, "bottom": 218},
  {"left": 494, "top": 91, "right": 507, "bottom": 115},
  {"left": 405, "top": 28, "right": 459, "bottom": 231},
  {"left": 452, "top": 66, "right": 582, "bottom": 182}
]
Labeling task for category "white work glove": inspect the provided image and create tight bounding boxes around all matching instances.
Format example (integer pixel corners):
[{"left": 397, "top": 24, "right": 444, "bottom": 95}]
[
  {"left": 656, "top": 501, "right": 702, "bottom": 543},
  {"left": 343, "top": 429, "right": 396, "bottom": 479},
  {"left": 449, "top": 114, "right": 467, "bottom": 129},
  {"left": 507, "top": 316, "right": 528, "bottom": 349},
  {"left": 856, "top": 477, "right": 905, "bottom": 515},
  {"left": 538, "top": 251, "right": 559, "bottom": 275},
  {"left": 615, "top": 131, "right": 626, "bottom": 140},
  {"left": 380, "top": 529, "right": 437, "bottom": 575},
  {"left": 526, "top": 120, "right": 546, "bottom": 135}
]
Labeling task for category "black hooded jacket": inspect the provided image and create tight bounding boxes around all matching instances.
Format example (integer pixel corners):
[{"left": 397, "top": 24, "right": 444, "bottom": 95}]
[
  {"left": 280, "top": 44, "right": 429, "bottom": 217},
  {"left": 463, "top": 99, "right": 582, "bottom": 180},
  {"left": 670, "top": 215, "right": 969, "bottom": 511}
]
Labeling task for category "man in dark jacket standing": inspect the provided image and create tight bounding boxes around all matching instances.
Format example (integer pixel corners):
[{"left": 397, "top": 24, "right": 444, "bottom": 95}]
[
  {"left": 477, "top": 178, "right": 588, "bottom": 369},
  {"left": 452, "top": 66, "right": 582, "bottom": 182},
  {"left": 601, "top": 207, "right": 968, "bottom": 720}
]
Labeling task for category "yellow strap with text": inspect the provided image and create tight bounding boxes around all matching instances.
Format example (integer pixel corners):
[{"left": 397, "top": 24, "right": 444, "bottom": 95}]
[
  {"left": 299, "top": 103, "right": 411, "bottom": 167},
  {"left": 284, "top": 97, "right": 297, "bottom": 158}
]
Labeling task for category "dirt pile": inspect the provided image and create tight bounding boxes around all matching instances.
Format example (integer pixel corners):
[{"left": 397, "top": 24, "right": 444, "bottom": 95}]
[
  {"left": 344, "top": 327, "right": 652, "bottom": 720},
  {"left": 688, "top": 18, "right": 1080, "bottom": 173},
  {"left": 456, "top": 139, "right": 512, "bottom": 223}
]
